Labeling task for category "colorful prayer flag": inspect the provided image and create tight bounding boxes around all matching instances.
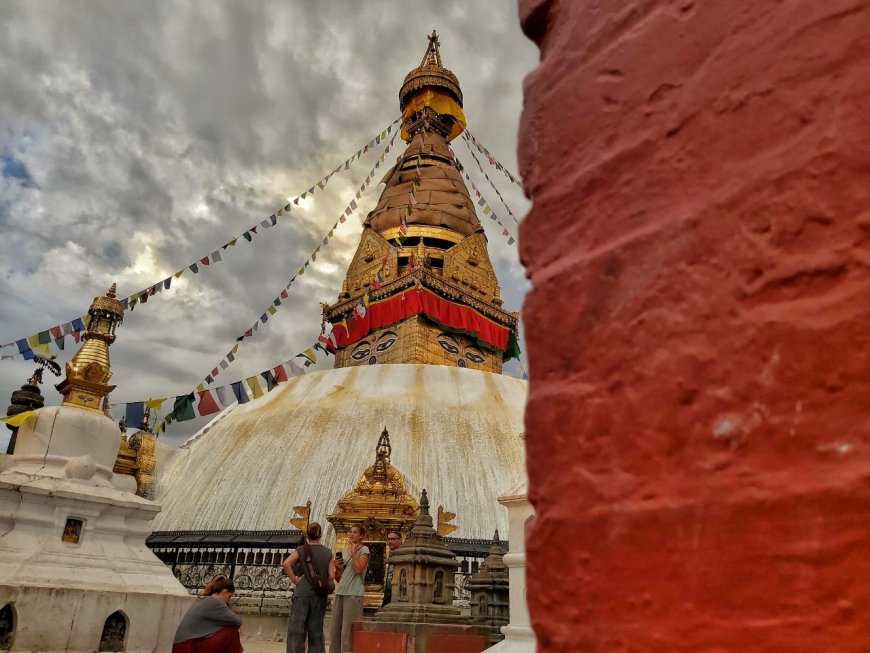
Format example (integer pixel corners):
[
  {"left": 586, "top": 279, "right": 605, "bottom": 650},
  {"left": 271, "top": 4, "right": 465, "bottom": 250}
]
[
  {"left": 273, "top": 364, "right": 288, "bottom": 384},
  {"left": 246, "top": 376, "right": 264, "bottom": 399},
  {"left": 231, "top": 381, "right": 250, "bottom": 404},
  {"left": 172, "top": 393, "right": 196, "bottom": 422},
  {"left": 196, "top": 390, "right": 220, "bottom": 417}
]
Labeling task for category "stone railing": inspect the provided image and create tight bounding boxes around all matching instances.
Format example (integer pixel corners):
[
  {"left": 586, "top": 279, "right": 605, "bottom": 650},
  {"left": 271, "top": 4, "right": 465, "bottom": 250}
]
[{"left": 147, "top": 531, "right": 506, "bottom": 615}]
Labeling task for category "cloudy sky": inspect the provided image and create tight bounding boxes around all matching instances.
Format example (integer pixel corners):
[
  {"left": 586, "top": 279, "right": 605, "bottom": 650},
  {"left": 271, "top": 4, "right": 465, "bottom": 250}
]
[{"left": 0, "top": 1, "right": 537, "bottom": 447}]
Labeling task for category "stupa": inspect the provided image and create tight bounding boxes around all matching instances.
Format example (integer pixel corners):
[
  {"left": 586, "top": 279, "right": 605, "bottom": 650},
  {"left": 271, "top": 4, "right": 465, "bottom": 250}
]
[
  {"left": 0, "top": 284, "right": 191, "bottom": 652},
  {"left": 152, "top": 31, "right": 525, "bottom": 556}
]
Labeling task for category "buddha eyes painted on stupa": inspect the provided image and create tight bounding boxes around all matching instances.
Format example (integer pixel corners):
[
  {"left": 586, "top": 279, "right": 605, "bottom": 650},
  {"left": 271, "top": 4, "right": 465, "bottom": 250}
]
[
  {"left": 351, "top": 341, "right": 372, "bottom": 361},
  {"left": 436, "top": 333, "right": 487, "bottom": 366},
  {"left": 436, "top": 334, "right": 460, "bottom": 355},
  {"left": 465, "top": 347, "right": 485, "bottom": 364},
  {"left": 375, "top": 331, "right": 398, "bottom": 353},
  {"left": 349, "top": 330, "right": 400, "bottom": 365}
]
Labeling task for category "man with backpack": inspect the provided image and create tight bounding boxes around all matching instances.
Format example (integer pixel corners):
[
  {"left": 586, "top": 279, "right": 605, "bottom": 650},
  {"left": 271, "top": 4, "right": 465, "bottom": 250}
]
[{"left": 282, "top": 522, "right": 336, "bottom": 653}]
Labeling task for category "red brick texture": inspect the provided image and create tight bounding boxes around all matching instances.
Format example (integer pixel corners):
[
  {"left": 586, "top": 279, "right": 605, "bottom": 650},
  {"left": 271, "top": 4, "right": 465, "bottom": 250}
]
[
  {"left": 517, "top": 1, "right": 870, "bottom": 651},
  {"left": 353, "top": 631, "right": 407, "bottom": 653}
]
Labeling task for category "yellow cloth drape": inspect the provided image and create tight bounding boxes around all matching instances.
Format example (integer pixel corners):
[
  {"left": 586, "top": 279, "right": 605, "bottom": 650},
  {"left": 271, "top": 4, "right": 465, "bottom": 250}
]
[
  {"left": 1, "top": 410, "right": 36, "bottom": 427},
  {"left": 401, "top": 89, "right": 466, "bottom": 142}
]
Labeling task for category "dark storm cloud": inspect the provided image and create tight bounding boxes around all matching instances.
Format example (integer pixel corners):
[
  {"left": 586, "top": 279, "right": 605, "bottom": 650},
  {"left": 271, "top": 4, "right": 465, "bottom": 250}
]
[{"left": 0, "top": 1, "right": 536, "bottom": 448}]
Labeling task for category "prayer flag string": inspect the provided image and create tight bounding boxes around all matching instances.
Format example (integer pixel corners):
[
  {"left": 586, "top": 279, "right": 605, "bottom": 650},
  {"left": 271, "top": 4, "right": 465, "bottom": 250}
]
[
  {"left": 190, "top": 131, "right": 399, "bottom": 391},
  {"left": 453, "top": 156, "right": 516, "bottom": 246},
  {"left": 0, "top": 118, "right": 401, "bottom": 361},
  {"left": 461, "top": 132, "right": 519, "bottom": 225},
  {"left": 463, "top": 128, "right": 524, "bottom": 190}
]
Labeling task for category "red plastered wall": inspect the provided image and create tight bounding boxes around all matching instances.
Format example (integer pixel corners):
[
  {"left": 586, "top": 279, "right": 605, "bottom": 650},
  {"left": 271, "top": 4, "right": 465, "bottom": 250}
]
[{"left": 517, "top": 0, "right": 870, "bottom": 650}]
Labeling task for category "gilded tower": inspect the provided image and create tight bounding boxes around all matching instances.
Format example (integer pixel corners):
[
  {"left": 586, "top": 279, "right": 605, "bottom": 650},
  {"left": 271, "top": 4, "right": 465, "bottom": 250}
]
[
  {"left": 323, "top": 32, "right": 519, "bottom": 374},
  {"left": 55, "top": 283, "right": 124, "bottom": 410}
]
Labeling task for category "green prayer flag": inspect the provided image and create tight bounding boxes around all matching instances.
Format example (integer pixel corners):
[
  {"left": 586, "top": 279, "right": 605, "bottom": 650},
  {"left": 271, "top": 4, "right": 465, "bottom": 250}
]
[
  {"left": 54, "top": 338, "right": 65, "bottom": 350},
  {"left": 37, "top": 330, "right": 51, "bottom": 345},
  {"left": 243, "top": 232, "right": 252, "bottom": 242},
  {"left": 171, "top": 393, "right": 196, "bottom": 422}
]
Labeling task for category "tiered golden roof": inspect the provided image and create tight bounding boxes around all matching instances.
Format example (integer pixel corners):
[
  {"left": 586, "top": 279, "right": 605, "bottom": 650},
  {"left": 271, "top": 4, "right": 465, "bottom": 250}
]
[{"left": 56, "top": 283, "right": 124, "bottom": 410}]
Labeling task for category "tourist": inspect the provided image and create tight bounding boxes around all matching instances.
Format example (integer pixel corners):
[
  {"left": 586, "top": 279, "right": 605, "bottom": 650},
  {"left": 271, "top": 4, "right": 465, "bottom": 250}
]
[
  {"left": 329, "top": 525, "right": 370, "bottom": 653},
  {"left": 282, "top": 522, "right": 336, "bottom": 653},
  {"left": 381, "top": 530, "right": 403, "bottom": 607},
  {"left": 172, "top": 575, "right": 243, "bottom": 653}
]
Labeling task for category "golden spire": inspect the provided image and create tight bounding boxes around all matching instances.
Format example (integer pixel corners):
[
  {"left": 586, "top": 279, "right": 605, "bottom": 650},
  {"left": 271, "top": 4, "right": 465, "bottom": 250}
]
[
  {"left": 321, "top": 33, "right": 519, "bottom": 373},
  {"left": 399, "top": 30, "right": 466, "bottom": 142},
  {"left": 56, "top": 283, "right": 124, "bottom": 411}
]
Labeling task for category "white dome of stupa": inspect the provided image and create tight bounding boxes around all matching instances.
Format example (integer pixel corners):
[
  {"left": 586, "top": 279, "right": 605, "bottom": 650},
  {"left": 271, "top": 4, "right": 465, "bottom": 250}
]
[{"left": 152, "top": 363, "right": 526, "bottom": 541}]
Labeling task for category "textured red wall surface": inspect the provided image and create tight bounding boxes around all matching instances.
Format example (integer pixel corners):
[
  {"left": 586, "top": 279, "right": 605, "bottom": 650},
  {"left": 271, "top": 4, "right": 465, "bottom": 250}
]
[{"left": 517, "top": 0, "right": 870, "bottom": 651}]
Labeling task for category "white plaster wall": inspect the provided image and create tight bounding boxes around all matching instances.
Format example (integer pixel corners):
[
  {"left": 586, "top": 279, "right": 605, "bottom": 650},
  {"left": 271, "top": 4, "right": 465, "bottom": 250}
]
[{"left": 153, "top": 364, "right": 528, "bottom": 540}]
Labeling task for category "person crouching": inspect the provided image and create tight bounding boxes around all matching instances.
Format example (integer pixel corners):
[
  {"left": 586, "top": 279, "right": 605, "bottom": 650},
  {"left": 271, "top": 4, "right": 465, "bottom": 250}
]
[{"left": 173, "top": 575, "right": 243, "bottom": 653}]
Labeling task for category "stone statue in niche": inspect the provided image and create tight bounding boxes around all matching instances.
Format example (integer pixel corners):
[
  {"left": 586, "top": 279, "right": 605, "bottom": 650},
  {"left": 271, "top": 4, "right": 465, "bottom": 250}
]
[
  {"left": 433, "top": 570, "right": 444, "bottom": 603},
  {"left": 98, "top": 611, "right": 127, "bottom": 652},
  {"left": 62, "top": 518, "right": 83, "bottom": 544},
  {"left": 399, "top": 568, "right": 408, "bottom": 600}
]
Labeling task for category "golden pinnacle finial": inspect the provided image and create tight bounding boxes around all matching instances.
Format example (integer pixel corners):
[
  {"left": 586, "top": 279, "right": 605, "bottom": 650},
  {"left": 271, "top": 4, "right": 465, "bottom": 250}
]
[
  {"left": 420, "top": 30, "right": 442, "bottom": 68},
  {"left": 399, "top": 30, "right": 463, "bottom": 111},
  {"left": 56, "top": 282, "right": 124, "bottom": 411}
]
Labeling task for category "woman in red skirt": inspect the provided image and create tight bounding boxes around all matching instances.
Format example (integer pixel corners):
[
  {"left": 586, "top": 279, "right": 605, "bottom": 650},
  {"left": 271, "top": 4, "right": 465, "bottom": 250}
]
[{"left": 173, "top": 576, "right": 243, "bottom": 653}]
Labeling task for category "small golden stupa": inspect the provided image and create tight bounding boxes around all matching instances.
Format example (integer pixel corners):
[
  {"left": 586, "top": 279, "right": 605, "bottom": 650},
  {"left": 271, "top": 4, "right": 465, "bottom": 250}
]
[
  {"left": 55, "top": 283, "right": 124, "bottom": 410},
  {"left": 327, "top": 428, "right": 419, "bottom": 550}
]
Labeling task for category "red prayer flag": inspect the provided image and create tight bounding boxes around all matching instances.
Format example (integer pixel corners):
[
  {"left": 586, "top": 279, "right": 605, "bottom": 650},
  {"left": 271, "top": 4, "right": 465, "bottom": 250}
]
[
  {"left": 280, "top": 289, "right": 288, "bottom": 299},
  {"left": 50, "top": 326, "right": 62, "bottom": 339},
  {"left": 211, "top": 367, "right": 219, "bottom": 377},
  {"left": 201, "top": 256, "right": 210, "bottom": 265},
  {"left": 196, "top": 390, "right": 221, "bottom": 417},
  {"left": 273, "top": 364, "right": 288, "bottom": 384}
]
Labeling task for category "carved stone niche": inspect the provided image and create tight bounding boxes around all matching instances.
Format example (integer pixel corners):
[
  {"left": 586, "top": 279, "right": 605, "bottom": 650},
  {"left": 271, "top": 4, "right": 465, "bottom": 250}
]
[
  {"left": 373, "top": 489, "right": 464, "bottom": 624},
  {"left": 360, "top": 489, "right": 490, "bottom": 653},
  {"left": 467, "top": 530, "right": 510, "bottom": 646}
]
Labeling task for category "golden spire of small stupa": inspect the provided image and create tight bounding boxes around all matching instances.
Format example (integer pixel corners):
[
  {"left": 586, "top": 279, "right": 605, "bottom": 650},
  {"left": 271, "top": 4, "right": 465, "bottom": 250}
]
[{"left": 56, "top": 283, "right": 124, "bottom": 411}]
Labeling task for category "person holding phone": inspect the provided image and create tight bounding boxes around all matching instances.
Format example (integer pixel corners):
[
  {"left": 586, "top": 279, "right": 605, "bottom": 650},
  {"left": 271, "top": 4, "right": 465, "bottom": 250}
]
[{"left": 329, "top": 525, "right": 370, "bottom": 653}]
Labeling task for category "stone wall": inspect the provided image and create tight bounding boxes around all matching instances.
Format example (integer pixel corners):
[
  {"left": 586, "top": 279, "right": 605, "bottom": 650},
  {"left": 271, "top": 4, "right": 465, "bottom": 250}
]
[{"left": 517, "top": 0, "right": 870, "bottom": 650}]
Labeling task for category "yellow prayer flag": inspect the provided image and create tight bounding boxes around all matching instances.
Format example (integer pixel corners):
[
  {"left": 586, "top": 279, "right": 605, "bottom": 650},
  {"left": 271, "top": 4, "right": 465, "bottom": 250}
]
[
  {"left": 26, "top": 334, "right": 40, "bottom": 348},
  {"left": 144, "top": 398, "right": 166, "bottom": 410},
  {"left": 302, "top": 348, "right": 317, "bottom": 364},
  {"left": 277, "top": 208, "right": 284, "bottom": 217},
  {"left": 231, "top": 344, "right": 239, "bottom": 354},
  {"left": 1, "top": 410, "right": 37, "bottom": 427},
  {"left": 35, "top": 343, "right": 51, "bottom": 354},
  {"left": 267, "top": 305, "right": 277, "bottom": 315},
  {"left": 195, "top": 383, "right": 205, "bottom": 392},
  {"left": 246, "top": 376, "right": 264, "bottom": 399},
  {"left": 174, "top": 270, "right": 184, "bottom": 279},
  {"left": 228, "top": 238, "right": 237, "bottom": 247}
]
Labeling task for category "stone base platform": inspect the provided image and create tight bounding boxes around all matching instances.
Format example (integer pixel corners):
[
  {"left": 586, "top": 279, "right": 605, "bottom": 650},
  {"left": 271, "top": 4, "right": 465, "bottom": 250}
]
[{"left": 355, "top": 620, "right": 490, "bottom": 653}]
